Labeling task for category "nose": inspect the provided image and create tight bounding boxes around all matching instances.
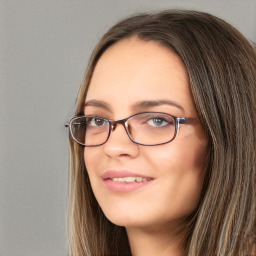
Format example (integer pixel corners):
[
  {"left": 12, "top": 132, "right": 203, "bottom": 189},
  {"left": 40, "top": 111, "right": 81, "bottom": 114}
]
[
  {"left": 103, "top": 122, "right": 139, "bottom": 159},
  {"left": 110, "top": 120, "right": 122, "bottom": 131}
]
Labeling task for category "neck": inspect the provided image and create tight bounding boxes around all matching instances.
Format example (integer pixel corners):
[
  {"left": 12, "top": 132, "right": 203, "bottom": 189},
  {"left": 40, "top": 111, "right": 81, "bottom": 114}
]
[{"left": 126, "top": 222, "right": 186, "bottom": 256}]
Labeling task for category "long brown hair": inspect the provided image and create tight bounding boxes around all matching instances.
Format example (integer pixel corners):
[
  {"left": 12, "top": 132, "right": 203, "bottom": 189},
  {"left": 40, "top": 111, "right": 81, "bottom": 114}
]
[{"left": 67, "top": 10, "right": 256, "bottom": 255}]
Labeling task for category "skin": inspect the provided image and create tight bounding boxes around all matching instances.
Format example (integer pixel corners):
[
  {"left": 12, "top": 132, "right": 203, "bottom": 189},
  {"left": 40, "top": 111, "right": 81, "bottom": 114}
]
[{"left": 84, "top": 37, "right": 208, "bottom": 256}]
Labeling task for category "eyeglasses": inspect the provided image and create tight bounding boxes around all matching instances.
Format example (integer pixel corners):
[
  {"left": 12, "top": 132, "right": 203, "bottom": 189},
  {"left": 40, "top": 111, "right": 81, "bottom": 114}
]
[{"left": 65, "top": 112, "right": 194, "bottom": 147}]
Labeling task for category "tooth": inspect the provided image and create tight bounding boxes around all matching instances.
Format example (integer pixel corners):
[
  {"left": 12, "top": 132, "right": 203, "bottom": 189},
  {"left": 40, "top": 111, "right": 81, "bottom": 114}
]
[
  {"left": 125, "top": 177, "right": 136, "bottom": 182},
  {"left": 112, "top": 177, "right": 152, "bottom": 183},
  {"left": 112, "top": 177, "right": 142, "bottom": 182}
]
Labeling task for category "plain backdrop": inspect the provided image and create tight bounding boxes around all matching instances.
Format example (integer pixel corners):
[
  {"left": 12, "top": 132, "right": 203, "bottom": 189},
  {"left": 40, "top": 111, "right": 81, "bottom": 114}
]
[{"left": 1, "top": 1, "right": 256, "bottom": 256}]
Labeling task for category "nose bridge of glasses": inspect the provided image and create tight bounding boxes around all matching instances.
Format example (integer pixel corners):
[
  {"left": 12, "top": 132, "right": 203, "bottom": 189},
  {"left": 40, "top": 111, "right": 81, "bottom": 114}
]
[{"left": 110, "top": 119, "right": 127, "bottom": 131}]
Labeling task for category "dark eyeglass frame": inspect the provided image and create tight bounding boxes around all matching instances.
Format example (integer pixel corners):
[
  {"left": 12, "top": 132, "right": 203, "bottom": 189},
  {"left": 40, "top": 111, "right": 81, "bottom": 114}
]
[{"left": 65, "top": 112, "right": 195, "bottom": 147}]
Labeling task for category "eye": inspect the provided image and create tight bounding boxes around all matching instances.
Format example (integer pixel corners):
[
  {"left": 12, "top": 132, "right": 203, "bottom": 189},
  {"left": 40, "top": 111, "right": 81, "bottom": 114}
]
[
  {"left": 89, "top": 117, "right": 108, "bottom": 127},
  {"left": 147, "top": 117, "right": 171, "bottom": 127}
]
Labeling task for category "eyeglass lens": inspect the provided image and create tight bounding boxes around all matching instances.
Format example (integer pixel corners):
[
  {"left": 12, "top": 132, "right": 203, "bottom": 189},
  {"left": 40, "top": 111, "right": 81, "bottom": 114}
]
[{"left": 70, "top": 113, "right": 176, "bottom": 146}]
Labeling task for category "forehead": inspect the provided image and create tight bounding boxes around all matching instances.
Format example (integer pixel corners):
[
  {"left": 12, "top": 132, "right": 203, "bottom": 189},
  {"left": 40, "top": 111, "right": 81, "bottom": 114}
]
[{"left": 86, "top": 38, "right": 196, "bottom": 116}]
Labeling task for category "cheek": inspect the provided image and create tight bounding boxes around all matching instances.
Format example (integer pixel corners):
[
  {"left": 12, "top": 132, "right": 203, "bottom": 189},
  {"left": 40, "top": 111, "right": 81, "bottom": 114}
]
[
  {"left": 84, "top": 148, "right": 95, "bottom": 166},
  {"left": 144, "top": 137, "right": 208, "bottom": 213},
  {"left": 148, "top": 136, "right": 208, "bottom": 174},
  {"left": 83, "top": 148, "right": 101, "bottom": 183}
]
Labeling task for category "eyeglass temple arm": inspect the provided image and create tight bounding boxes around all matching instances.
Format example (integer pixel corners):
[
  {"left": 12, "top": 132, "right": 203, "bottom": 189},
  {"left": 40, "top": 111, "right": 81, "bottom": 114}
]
[{"left": 178, "top": 117, "right": 196, "bottom": 124}]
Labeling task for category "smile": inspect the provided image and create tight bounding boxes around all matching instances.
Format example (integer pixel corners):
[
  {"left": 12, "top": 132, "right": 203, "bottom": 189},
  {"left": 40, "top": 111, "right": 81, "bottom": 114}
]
[
  {"left": 102, "top": 170, "right": 154, "bottom": 192},
  {"left": 112, "top": 177, "right": 152, "bottom": 182}
]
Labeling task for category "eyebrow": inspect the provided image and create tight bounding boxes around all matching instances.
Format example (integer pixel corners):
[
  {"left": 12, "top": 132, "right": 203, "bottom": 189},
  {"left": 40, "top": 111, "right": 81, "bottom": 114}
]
[
  {"left": 132, "top": 100, "right": 185, "bottom": 113},
  {"left": 84, "top": 99, "right": 185, "bottom": 113},
  {"left": 84, "top": 100, "right": 112, "bottom": 112}
]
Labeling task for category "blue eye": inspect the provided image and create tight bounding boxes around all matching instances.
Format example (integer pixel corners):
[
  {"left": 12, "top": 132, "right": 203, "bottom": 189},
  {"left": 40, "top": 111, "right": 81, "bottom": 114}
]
[{"left": 147, "top": 117, "right": 169, "bottom": 127}]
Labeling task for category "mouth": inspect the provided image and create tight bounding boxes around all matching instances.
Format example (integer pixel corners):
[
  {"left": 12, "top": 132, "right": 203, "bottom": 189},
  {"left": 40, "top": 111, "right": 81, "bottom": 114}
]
[
  {"left": 102, "top": 170, "right": 154, "bottom": 192},
  {"left": 112, "top": 177, "right": 152, "bottom": 182}
]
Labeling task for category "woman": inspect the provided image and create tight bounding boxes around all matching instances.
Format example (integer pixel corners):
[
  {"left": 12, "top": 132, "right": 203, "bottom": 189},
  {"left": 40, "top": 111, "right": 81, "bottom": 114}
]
[{"left": 66, "top": 10, "right": 256, "bottom": 256}]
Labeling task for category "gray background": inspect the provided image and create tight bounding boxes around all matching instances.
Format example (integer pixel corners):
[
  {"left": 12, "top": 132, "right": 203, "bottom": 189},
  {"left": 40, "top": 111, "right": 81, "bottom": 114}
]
[{"left": 1, "top": 1, "right": 256, "bottom": 256}]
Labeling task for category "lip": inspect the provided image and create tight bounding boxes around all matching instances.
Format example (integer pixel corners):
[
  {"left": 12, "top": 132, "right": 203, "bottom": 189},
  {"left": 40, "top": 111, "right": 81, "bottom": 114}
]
[{"left": 101, "top": 170, "right": 154, "bottom": 192}]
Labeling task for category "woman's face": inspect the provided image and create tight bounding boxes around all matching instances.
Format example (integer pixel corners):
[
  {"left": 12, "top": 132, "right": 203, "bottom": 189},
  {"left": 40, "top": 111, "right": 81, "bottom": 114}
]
[{"left": 84, "top": 38, "right": 208, "bottom": 231}]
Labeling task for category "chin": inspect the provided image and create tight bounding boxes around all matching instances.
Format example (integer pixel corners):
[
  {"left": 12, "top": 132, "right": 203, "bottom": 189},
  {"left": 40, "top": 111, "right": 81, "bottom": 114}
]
[
  {"left": 100, "top": 205, "right": 149, "bottom": 228},
  {"left": 101, "top": 207, "right": 140, "bottom": 227},
  {"left": 100, "top": 202, "right": 196, "bottom": 233}
]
